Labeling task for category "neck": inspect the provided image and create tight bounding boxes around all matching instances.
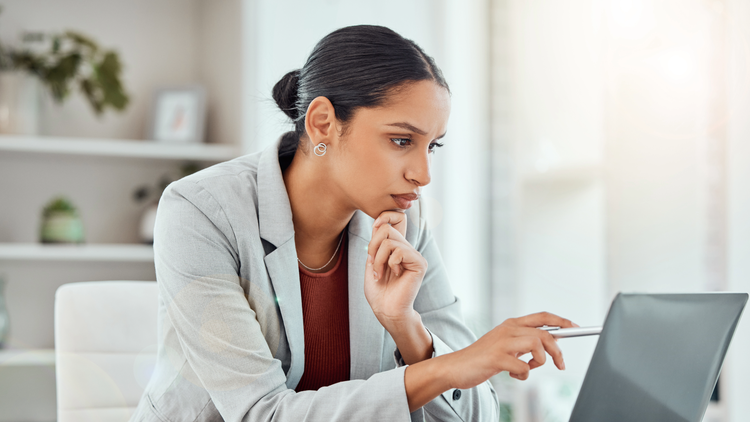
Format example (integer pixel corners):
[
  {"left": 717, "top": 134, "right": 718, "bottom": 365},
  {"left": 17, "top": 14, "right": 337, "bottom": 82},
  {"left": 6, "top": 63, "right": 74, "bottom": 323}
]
[{"left": 282, "top": 148, "right": 355, "bottom": 271}]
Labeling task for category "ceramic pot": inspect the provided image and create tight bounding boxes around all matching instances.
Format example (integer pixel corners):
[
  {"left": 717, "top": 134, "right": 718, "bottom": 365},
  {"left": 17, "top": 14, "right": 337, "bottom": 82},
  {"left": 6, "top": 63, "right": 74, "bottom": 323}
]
[
  {"left": 139, "top": 203, "right": 159, "bottom": 244},
  {"left": 0, "top": 275, "right": 9, "bottom": 348},
  {"left": 40, "top": 212, "right": 85, "bottom": 243},
  {"left": 0, "top": 70, "right": 40, "bottom": 135}
]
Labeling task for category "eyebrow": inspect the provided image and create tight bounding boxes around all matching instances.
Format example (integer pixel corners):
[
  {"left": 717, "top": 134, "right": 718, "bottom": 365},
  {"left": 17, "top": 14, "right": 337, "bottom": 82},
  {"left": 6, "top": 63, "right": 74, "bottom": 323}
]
[{"left": 386, "top": 122, "right": 447, "bottom": 140}]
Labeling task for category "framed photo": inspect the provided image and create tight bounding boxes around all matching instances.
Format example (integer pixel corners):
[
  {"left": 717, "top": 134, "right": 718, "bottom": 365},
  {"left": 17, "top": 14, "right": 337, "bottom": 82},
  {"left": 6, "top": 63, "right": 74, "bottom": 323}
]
[{"left": 149, "top": 86, "right": 207, "bottom": 143}]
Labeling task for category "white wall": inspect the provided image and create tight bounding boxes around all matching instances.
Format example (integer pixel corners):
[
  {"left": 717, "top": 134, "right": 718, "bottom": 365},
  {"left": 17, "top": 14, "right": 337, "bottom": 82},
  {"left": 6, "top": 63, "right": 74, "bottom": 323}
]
[
  {"left": 502, "top": 1, "right": 607, "bottom": 418},
  {"left": 726, "top": 0, "right": 750, "bottom": 420},
  {"left": 196, "top": 0, "right": 243, "bottom": 146},
  {"left": 603, "top": 0, "right": 715, "bottom": 296},
  {"left": 436, "top": 0, "right": 492, "bottom": 333}
]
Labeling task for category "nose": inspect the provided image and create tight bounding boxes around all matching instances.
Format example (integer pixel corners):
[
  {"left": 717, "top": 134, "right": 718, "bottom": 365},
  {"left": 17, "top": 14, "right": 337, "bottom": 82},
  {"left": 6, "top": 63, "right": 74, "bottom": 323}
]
[{"left": 405, "top": 148, "right": 432, "bottom": 187}]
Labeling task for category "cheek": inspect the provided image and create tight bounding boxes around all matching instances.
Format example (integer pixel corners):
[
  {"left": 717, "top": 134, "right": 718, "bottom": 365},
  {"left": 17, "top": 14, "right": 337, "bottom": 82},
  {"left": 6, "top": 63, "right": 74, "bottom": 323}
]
[{"left": 338, "top": 146, "right": 400, "bottom": 199}]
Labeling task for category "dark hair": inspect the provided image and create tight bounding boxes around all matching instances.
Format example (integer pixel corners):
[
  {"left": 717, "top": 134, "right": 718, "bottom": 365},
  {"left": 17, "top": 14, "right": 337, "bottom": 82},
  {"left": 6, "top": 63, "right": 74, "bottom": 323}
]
[{"left": 272, "top": 25, "right": 449, "bottom": 154}]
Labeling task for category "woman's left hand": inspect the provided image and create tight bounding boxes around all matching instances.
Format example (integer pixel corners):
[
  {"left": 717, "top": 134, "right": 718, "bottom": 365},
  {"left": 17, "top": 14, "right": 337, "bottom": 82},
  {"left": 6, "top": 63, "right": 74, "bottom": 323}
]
[{"left": 364, "top": 211, "right": 428, "bottom": 333}]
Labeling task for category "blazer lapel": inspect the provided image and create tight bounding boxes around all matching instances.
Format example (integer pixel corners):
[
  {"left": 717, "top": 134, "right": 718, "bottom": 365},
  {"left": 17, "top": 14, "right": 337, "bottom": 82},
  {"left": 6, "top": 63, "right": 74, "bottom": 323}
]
[
  {"left": 257, "top": 137, "right": 305, "bottom": 389},
  {"left": 263, "top": 240, "right": 304, "bottom": 389},
  {"left": 347, "top": 210, "right": 385, "bottom": 379},
  {"left": 257, "top": 136, "right": 390, "bottom": 385}
]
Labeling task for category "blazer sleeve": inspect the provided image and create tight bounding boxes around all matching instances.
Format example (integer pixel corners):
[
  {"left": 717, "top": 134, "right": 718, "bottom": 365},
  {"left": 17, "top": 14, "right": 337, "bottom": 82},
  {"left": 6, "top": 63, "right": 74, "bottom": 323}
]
[
  {"left": 153, "top": 180, "right": 414, "bottom": 422},
  {"left": 395, "top": 201, "right": 500, "bottom": 422}
]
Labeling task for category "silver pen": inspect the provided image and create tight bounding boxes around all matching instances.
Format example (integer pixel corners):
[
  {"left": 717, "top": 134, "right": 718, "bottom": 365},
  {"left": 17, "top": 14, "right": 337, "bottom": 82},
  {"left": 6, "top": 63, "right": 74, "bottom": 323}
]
[{"left": 537, "top": 326, "right": 603, "bottom": 338}]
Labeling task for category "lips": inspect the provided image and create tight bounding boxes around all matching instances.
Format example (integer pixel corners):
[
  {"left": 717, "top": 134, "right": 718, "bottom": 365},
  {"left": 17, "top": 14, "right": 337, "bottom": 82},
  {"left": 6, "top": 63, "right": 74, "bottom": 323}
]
[{"left": 391, "top": 193, "right": 419, "bottom": 210}]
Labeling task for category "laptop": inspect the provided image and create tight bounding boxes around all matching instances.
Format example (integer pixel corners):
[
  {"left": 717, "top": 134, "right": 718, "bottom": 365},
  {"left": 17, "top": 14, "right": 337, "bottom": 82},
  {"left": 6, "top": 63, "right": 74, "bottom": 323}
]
[{"left": 569, "top": 292, "right": 748, "bottom": 422}]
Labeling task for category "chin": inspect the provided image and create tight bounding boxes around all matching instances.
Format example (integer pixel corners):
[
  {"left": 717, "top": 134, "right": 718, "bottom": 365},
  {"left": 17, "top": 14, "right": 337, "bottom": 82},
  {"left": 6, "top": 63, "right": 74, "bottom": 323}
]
[
  {"left": 357, "top": 203, "right": 394, "bottom": 221},
  {"left": 355, "top": 194, "right": 409, "bottom": 220}
]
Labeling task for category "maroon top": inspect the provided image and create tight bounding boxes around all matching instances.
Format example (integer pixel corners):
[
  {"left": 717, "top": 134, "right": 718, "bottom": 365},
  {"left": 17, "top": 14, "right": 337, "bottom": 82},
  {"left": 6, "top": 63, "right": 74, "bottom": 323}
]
[{"left": 294, "top": 235, "right": 350, "bottom": 392}]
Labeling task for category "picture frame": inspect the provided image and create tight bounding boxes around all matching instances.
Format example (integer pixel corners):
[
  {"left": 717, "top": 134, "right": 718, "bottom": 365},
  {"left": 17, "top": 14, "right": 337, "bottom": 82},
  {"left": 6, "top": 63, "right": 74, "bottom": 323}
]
[{"left": 148, "top": 85, "right": 207, "bottom": 143}]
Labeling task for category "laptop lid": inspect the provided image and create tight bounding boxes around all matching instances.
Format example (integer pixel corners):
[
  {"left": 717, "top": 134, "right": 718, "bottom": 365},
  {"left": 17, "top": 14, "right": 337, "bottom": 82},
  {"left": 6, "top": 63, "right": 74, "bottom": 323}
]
[{"left": 569, "top": 292, "right": 748, "bottom": 422}]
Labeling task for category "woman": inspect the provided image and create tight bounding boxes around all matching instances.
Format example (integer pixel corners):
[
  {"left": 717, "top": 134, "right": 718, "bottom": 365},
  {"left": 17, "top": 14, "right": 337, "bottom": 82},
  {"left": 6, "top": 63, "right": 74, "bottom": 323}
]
[{"left": 131, "top": 25, "right": 576, "bottom": 422}]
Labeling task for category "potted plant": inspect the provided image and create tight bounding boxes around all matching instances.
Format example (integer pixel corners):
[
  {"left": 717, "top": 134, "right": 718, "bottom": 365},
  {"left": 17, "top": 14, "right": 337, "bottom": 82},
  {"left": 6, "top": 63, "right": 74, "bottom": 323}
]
[
  {"left": 39, "top": 196, "right": 85, "bottom": 244},
  {"left": 0, "top": 6, "right": 130, "bottom": 134}
]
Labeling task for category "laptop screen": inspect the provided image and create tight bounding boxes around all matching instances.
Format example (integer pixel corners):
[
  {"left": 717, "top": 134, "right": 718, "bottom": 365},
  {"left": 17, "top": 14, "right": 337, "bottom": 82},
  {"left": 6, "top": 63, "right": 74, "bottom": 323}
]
[{"left": 569, "top": 293, "right": 747, "bottom": 422}]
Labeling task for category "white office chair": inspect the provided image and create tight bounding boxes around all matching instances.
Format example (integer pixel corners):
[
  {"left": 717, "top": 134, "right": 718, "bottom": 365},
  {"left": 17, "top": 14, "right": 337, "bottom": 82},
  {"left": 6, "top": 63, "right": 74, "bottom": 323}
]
[{"left": 55, "top": 281, "right": 158, "bottom": 422}]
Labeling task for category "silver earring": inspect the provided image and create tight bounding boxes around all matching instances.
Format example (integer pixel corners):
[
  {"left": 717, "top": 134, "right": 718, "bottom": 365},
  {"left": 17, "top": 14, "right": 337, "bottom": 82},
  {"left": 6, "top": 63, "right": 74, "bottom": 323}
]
[{"left": 313, "top": 143, "right": 327, "bottom": 156}]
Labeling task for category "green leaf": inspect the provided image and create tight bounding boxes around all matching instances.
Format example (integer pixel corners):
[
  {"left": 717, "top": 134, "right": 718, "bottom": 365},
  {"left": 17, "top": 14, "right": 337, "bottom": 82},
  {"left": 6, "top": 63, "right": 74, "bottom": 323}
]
[
  {"left": 42, "top": 196, "right": 78, "bottom": 217},
  {"left": 79, "top": 78, "right": 103, "bottom": 114},
  {"left": 93, "top": 51, "right": 129, "bottom": 111},
  {"left": 63, "top": 31, "right": 98, "bottom": 53},
  {"left": 44, "top": 53, "right": 81, "bottom": 101}
]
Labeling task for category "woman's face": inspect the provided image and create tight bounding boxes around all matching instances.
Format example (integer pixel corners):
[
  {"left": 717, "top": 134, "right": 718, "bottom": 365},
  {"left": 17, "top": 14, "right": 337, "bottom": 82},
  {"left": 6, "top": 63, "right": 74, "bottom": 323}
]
[{"left": 330, "top": 80, "right": 451, "bottom": 219}]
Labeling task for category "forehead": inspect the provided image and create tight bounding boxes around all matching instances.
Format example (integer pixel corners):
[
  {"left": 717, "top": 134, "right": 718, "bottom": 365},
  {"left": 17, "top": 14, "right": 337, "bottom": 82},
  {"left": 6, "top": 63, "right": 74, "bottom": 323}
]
[{"left": 349, "top": 80, "right": 451, "bottom": 136}]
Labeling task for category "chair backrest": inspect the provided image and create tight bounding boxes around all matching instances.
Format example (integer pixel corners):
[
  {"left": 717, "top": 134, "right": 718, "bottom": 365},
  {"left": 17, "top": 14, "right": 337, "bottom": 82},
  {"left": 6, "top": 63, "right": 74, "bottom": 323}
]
[{"left": 55, "top": 281, "right": 158, "bottom": 422}]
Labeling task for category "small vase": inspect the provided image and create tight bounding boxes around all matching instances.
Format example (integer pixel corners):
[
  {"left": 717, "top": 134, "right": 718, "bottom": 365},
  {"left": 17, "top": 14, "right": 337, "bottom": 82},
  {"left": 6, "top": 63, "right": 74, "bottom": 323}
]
[
  {"left": 0, "top": 275, "right": 10, "bottom": 348},
  {"left": 40, "top": 212, "right": 85, "bottom": 244},
  {"left": 0, "top": 70, "right": 40, "bottom": 135},
  {"left": 139, "top": 203, "right": 159, "bottom": 244}
]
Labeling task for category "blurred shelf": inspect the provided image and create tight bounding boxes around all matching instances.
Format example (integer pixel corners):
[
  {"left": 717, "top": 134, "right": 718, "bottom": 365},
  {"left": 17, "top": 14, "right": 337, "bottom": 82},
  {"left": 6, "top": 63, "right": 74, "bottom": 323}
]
[
  {"left": 0, "top": 243, "right": 154, "bottom": 262},
  {"left": 0, "top": 349, "right": 55, "bottom": 367},
  {"left": 521, "top": 163, "right": 603, "bottom": 185},
  {"left": 0, "top": 135, "right": 240, "bottom": 161}
]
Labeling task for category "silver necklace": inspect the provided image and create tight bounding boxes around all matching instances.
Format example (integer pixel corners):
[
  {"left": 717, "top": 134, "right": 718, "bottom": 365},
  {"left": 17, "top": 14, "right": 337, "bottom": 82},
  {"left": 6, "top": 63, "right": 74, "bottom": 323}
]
[{"left": 297, "top": 231, "right": 344, "bottom": 271}]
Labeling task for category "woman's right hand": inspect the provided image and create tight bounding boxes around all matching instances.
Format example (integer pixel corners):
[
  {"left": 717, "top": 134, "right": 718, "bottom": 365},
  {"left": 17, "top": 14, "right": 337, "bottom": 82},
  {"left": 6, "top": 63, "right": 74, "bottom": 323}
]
[{"left": 445, "top": 312, "right": 578, "bottom": 389}]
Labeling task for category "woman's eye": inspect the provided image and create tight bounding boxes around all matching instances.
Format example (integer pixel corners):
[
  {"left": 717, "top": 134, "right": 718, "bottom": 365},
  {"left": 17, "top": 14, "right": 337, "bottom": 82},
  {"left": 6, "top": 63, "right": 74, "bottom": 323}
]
[
  {"left": 391, "top": 138, "right": 411, "bottom": 147},
  {"left": 429, "top": 142, "right": 445, "bottom": 153}
]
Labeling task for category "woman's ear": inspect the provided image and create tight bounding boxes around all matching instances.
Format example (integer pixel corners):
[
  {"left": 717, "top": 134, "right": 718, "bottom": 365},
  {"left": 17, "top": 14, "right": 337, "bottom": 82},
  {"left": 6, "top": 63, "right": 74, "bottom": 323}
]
[{"left": 304, "top": 96, "right": 337, "bottom": 146}]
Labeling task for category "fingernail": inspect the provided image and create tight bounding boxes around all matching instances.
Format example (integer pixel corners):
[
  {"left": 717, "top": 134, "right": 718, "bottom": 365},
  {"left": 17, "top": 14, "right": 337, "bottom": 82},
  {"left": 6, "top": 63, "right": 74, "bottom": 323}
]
[
  {"left": 573, "top": 322, "right": 580, "bottom": 328},
  {"left": 366, "top": 255, "right": 372, "bottom": 266},
  {"left": 373, "top": 270, "right": 378, "bottom": 280},
  {"left": 562, "top": 362, "right": 566, "bottom": 370}
]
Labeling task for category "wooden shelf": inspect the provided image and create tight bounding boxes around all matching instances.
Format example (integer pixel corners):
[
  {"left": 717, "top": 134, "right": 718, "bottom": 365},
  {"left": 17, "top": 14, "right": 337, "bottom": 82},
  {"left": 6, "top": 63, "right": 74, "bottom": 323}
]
[
  {"left": 0, "top": 243, "right": 154, "bottom": 262},
  {"left": 0, "top": 349, "right": 55, "bottom": 366},
  {"left": 0, "top": 135, "right": 241, "bottom": 161}
]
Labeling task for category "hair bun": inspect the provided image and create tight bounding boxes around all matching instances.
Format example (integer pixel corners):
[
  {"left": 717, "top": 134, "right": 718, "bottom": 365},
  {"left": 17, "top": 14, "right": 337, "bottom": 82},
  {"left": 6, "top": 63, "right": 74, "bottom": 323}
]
[{"left": 272, "top": 69, "right": 301, "bottom": 120}]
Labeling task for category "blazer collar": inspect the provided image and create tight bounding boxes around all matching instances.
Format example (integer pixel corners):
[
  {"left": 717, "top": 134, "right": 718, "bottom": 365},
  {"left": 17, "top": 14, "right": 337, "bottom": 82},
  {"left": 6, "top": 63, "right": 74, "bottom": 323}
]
[
  {"left": 257, "top": 136, "right": 295, "bottom": 248},
  {"left": 257, "top": 137, "right": 384, "bottom": 386}
]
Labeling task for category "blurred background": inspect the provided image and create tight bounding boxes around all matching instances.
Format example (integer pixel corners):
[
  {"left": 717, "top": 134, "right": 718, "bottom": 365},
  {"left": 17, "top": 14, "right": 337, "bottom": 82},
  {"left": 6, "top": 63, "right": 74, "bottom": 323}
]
[{"left": 0, "top": 0, "right": 748, "bottom": 421}]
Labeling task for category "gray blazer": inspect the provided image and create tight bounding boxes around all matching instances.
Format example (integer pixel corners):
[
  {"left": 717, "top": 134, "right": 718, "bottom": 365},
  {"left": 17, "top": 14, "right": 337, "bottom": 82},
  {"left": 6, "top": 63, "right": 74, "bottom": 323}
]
[{"left": 130, "top": 136, "right": 499, "bottom": 422}]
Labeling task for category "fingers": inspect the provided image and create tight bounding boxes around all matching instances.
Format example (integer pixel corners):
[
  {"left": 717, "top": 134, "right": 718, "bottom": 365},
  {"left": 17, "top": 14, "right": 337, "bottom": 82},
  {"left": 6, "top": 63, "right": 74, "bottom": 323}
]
[
  {"left": 497, "top": 325, "right": 567, "bottom": 374},
  {"left": 505, "top": 358, "right": 531, "bottom": 380},
  {"left": 514, "top": 311, "right": 578, "bottom": 330},
  {"left": 387, "top": 248, "right": 405, "bottom": 277},
  {"left": 372, "top": 237, "right": 424, "bottom": 280},
  {"left": 372, "top": 239, "right": 397, "bottom": 280},
  {"left": 369, "top": 224, "right": 408, "bottom": 259},
  {"left": 514, "top": 336, "right": 546, "bottom": 370},
  {"left": 368, "top": 224, "right": 410, "bottom": 280},
  {"left": 373, "top": 211, "right": 407, "bottom": 238},
  {"left": 518, "top": 327, "right": 566, "bottom": 370},
  {"left": 539, "top": 330, "right": 565, "bottom": 370}
]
